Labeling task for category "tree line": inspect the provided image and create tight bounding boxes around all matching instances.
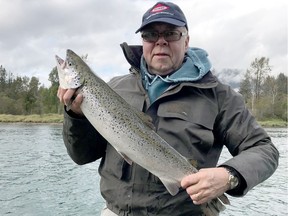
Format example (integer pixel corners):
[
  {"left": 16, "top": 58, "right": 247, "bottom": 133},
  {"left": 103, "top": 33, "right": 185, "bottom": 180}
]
[
  {"left": 0, "top": 57, "right": 287, "bottom": 121},
  {"left": 239, "top": 57, "right": 287, "bottom": 121},
  {"left": 0, "top": 65, "right": 60, "bottom": 115}
]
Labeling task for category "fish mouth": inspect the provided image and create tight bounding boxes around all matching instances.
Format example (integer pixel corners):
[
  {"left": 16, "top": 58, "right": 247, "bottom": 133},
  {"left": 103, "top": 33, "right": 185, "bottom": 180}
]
[{"left": 55, "top": 55, "right": 66, "bottom": 69}]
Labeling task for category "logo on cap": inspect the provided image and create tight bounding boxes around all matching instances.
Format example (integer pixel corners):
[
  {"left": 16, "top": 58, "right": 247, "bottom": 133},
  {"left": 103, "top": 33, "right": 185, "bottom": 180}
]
[
  {"left": 151, "top": 3, "right": 169, "bottom": 13},
  {"left": 135, "top": 2, "right": 188, "bottom": 33}
]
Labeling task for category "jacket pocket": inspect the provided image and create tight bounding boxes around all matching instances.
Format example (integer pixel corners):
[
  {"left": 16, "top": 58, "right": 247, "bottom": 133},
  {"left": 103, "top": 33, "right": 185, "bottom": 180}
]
[{"left": 156, "top": 101, "right": 216, "bottom": 159}]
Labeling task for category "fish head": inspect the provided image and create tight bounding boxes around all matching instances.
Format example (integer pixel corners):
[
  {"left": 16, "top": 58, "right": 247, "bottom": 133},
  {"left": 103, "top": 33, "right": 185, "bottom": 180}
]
[{"left": 55, "top": 49, "right": 85, "bottom": 89}]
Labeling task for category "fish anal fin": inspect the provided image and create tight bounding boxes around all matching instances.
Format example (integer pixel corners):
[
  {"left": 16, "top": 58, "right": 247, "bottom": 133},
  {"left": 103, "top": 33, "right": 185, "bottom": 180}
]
[
  {"left": 118, "top": 151, "right": 133, "bottom": 165},
  {"left": 159, "top": 177, "right": 180, "bottom": 196}
]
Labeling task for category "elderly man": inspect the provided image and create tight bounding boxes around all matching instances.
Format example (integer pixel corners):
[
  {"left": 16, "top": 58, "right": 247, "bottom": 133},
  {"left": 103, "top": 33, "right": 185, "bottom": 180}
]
[{"left": 57, "top": 2, "right": 279, "bottom": 216}]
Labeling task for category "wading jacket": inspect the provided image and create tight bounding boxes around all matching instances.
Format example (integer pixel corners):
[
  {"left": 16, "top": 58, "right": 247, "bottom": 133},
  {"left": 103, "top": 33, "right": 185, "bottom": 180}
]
[{"left": 62, "top": 43, "right": 279, "bottom": 216}]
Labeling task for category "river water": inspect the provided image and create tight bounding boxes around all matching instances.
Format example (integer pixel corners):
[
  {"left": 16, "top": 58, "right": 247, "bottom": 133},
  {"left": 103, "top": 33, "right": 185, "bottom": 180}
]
[{"left": 0, "top": 123, "right": 287, "bottom": 216}]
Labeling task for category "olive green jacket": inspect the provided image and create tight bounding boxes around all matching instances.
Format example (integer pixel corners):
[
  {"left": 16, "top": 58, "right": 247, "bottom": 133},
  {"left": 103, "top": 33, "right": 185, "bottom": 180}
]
[{"left": 62, "top": 43, "right": 279, "bottom": 216}]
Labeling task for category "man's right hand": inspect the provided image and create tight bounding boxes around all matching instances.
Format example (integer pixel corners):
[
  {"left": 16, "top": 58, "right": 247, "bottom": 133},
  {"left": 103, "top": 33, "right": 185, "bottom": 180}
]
[{"left": 57, "top": 87, "right": 84, "bottom": 116}]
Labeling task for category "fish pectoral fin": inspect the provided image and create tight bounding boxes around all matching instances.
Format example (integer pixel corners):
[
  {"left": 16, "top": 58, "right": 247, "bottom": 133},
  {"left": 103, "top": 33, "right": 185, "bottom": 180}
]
[
  {"left": 118, "top": 151, "right": 133, "bottom": 165},
  {"left": 159, "top": 177, "right": 180, "bottom": 196}
]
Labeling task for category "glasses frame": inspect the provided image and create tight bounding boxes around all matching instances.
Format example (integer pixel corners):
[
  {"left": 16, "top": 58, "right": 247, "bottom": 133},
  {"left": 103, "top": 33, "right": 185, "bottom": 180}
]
[{"left": 141, "top": 30, "right": 188, "bottom": 43}]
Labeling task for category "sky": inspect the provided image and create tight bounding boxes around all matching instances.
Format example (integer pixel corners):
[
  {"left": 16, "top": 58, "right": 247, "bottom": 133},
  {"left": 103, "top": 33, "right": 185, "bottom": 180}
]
[{"left": 0, "top": 0, "right": 287, "bottom": 87}]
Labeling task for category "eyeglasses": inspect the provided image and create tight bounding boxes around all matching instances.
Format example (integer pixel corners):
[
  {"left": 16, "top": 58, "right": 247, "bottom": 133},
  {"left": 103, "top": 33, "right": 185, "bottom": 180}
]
[{"left": 141, "top": 30, "right": 188, "bottom": 43}]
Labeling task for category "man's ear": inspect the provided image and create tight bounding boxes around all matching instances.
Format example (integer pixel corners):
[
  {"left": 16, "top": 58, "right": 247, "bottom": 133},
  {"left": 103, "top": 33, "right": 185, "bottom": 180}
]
[{"left": 185, "top": 35, "right": 190, "bottom": 51}]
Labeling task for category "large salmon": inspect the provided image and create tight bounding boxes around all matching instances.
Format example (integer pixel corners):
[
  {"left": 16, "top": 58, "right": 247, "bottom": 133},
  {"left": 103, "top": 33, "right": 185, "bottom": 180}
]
[{"left": 56, "top": 49, "right": 229, "bottom": 215}]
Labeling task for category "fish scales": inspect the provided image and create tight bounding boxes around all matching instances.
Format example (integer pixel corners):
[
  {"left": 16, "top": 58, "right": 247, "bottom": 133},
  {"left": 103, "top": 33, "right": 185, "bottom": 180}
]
[{"left": 56, "top": 49, "right": 229, "bottom": 216}]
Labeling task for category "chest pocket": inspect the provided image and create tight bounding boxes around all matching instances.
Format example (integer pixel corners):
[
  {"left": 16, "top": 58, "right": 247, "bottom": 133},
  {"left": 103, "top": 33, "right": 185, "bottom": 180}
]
[{"left": 156, "top": 99, "right": 218, "bottom": 162}]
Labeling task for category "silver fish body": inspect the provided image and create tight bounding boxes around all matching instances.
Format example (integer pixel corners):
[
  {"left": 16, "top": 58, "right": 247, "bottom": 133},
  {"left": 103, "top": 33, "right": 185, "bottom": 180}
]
[{"left": 56, "top": 49, "right": 229, "bottom": 215}]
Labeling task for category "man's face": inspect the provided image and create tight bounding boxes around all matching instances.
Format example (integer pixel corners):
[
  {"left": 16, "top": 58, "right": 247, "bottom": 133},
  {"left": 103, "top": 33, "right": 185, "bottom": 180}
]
[{"left": 142, "top": 23, "right": 189, "bottom": 76}]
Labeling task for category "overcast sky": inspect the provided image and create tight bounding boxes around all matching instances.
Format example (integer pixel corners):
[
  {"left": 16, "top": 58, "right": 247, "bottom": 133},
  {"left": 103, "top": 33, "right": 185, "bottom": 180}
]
[{"left": 0, "top": 0, "right": 287, "bottom": 87}]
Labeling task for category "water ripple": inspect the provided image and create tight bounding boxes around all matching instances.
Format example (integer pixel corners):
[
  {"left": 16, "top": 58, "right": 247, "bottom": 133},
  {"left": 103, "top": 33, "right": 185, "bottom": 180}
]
[{"left": 0, "top": 123, "right": 286, "bottom": 215}]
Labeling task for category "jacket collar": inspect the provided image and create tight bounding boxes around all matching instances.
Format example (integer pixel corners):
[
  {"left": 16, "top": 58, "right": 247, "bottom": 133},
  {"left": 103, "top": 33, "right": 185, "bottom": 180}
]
[
  {"left": 120, "top": 42, "right": 143, "bottom": 70},
  {"left": 120, "top": 42, "right": 218, "bottom": 88}
]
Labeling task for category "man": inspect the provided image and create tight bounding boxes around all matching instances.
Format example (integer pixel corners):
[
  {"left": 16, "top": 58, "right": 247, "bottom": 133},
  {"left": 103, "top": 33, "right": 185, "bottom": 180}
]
[{"left": 57, "top": 2, "right": 279, "bottom": 215}]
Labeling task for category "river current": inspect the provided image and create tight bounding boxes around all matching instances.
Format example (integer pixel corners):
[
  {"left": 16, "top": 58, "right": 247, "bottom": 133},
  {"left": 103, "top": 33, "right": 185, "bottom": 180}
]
[{"left": 0, "top": 123, "right": 287, "bottom": 215}]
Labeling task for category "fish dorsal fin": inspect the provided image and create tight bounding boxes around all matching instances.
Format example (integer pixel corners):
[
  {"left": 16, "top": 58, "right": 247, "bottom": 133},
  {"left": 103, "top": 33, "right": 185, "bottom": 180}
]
[{"left": 188, "top": 159, "right": 198, "bottom": 169}]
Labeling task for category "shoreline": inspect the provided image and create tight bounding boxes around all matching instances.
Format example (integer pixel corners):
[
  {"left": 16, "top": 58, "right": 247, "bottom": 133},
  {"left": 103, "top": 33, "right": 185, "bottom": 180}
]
[
  {"left": 0, "top": 114, "right": 287, "bottom": 128},
  {"left": 0, "top": 114, "right": 63, "bottom": 124}
]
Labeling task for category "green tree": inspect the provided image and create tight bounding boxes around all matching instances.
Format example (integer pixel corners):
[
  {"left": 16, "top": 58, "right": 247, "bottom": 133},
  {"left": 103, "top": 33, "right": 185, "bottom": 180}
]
[
  {"left": 0, "top": 65, "right": 7, "bottom": 91},
  {"left": 37, "top": 66, "right": 63, "bottom": 114},
  {"left": 239, "top": 70, "right": 252, "bottom": 105},
  {"left": 24, "top": 76, "right": 40, "bottom": 114},
  {"left": 249, "top": 57, "right": 271, "bottom": 100},
  {"left": 49, "top": 66, "right": 59, "bottom": 87},
  {"left": 262, "top": 76, "right": 278, "bottom": 117},
  {"left": 246, "top": 57, "right": 272, "bottom": 118},
  {"left": 275, "top": 73, "right": 288, "bottom": 120},
  {"left": 276, "top": 73, "right": 287, "bottom": 95}
]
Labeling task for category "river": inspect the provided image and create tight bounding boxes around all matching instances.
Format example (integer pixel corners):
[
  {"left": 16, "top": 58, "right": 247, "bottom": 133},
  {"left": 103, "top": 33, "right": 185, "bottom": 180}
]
[{"left": 0, "top": 123, "right": 287, "bottom": 215}]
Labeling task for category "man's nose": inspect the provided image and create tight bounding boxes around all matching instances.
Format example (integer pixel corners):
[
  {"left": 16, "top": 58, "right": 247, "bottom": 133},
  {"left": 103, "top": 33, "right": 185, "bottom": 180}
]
[{"left": 156, "top": 35, "right": 168, "bottom": 45}]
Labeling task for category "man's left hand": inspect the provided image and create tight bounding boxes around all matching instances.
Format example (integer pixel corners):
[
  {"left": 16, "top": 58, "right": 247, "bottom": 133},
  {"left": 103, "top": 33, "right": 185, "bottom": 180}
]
[{"left": 181, "top": 167, "right": 230, "bottom": 205}]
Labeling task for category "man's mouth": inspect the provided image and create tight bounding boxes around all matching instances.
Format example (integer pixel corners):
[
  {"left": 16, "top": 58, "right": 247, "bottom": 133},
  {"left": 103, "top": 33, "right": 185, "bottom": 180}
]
[{"left": 154, "top": 53, "right": 169, "bottom": 57}]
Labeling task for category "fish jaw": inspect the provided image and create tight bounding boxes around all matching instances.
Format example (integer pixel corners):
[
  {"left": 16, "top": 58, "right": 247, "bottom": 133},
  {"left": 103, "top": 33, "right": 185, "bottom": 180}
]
[
  {"left": 55, "top": 55, "right": 69, "bottom": 89},
  {"left": 55, "top": 52, "right": 83, "bottom": 89},
  {"left": 55, "top": 55, "right": 65, "bottom": 67}
]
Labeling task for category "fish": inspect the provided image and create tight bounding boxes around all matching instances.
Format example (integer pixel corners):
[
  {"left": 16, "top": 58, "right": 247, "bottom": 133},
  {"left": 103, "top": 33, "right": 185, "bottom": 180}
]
[{"left": 55, "top": 49, "right": 230, "bottom": 216}]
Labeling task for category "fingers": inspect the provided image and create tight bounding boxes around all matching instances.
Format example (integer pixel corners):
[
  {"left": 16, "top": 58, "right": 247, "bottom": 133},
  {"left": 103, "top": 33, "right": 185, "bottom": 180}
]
[
  {"left": 181, "top": 173, "right": 203, "bottom": 205},
  {"left": 69, "top": 94, "right": 84, "bottom": 115},
  {"left": 57, "top": 87, "right": 84, "bottom": 115},
  {"left": 181, "top": 174, "right": 199, "bottom": 189},
  {"left": 190, "top": 192, "right": 207, "bottom": 205},
  {"left": 57, "top": 88, "right": 76, "bottom": 106},
  {"left": 57, "top": 87, "right": 66, "bottom": 104},
  {"left": 181, "top": 168, "right": 229, "bottom": 205},
  {"left": 182, "top": 175, "right": 208, "bottom": 205}
]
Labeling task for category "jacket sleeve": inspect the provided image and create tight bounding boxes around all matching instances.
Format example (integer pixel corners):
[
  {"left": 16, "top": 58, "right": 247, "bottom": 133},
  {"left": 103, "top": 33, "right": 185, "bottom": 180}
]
[
  {"left": 62, "top": 108, "right": 107, "bottom": 165},
  {"left": 215, "top": 86, "right": 279, "bottom": 196}
]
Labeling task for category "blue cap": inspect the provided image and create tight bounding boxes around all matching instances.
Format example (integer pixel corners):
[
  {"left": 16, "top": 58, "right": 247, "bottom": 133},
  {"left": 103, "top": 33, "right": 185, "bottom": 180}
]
[{"left": 135, "top": 2, "right": 188, "bottom": 33}]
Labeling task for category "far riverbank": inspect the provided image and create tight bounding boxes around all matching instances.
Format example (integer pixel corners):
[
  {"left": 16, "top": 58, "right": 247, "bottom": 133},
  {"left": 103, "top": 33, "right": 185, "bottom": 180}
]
[
  {"left": 0, "top": 114, "right": 63, "bottom": 124},
  {"left": 0, "top": 114, "right": 287, "bottom": 128}
]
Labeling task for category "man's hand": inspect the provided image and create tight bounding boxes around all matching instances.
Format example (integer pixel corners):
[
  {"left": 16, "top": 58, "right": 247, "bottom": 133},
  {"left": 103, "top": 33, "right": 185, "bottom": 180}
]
[
  {"left": 57, "top": 87, "right": 84, "bottom": 116},
  {"left": 181, "top": 167, "right": 230, "bottom": 205}
]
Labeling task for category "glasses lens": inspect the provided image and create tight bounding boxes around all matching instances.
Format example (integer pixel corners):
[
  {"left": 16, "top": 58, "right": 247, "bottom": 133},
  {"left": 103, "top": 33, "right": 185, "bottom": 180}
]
[
  {"left": 141, "top": 31, "right": 183, "bottom": 42},
  {"left": 142, "top": 32, "right": 158, "bottom": 42},
  {"left": 164, "top": 31, "right": 181, "bottom": 41}
]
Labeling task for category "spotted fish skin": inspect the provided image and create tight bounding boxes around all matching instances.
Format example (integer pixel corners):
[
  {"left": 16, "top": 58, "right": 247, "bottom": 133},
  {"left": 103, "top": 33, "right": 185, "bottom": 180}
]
[{"left": 55, "top": 49, "right": 229, "bottom": 216}]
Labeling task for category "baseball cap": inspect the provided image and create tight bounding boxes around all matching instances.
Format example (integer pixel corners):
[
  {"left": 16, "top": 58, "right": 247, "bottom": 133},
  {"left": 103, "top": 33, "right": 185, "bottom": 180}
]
[{"left": 135, "top": 2, "right": 188, "bottom": 33}]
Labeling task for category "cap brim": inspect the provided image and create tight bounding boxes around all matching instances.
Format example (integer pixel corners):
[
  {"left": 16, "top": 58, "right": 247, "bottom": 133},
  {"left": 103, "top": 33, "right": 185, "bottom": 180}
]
[{"left": 135, "top": 18, "right": 186, "bottom": 33}]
